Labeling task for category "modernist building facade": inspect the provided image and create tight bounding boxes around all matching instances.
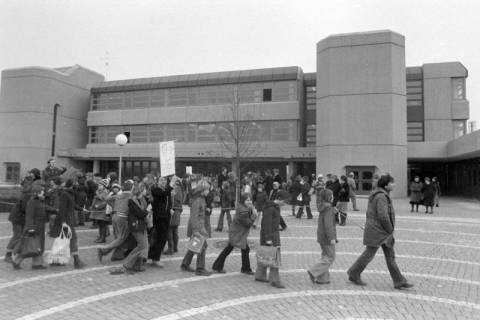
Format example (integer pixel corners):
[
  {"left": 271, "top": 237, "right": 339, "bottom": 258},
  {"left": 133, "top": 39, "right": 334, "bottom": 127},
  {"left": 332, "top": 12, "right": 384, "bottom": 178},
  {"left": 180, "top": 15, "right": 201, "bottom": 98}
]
[{"left": 0, "top": 30, "right": 477, "bottom": 197}]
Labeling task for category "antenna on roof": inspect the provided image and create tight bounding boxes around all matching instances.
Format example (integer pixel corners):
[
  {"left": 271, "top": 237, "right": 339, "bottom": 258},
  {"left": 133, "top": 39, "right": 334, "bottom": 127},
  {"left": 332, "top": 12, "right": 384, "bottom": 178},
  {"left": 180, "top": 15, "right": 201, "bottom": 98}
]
[{"left": 100, "top": 51, "right": 116, "bottom": 80}]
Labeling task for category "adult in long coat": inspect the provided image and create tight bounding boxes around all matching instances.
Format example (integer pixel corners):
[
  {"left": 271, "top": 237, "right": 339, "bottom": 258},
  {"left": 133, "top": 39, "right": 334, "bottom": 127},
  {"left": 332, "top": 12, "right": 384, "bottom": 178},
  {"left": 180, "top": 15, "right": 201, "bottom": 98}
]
[
  {"left": 50, "top": 179, "right": 86, "bottom": 269},
  {"left": 255, "top": 190, "right": 290, "bottom": 289},
  {"left": 347, "top": 174, "right": 413, "bottom": 290},
  {"left": 409, "top": 177, "right": 423, "bottom": 212},
  {"left": 289, "top": 176, "right": 302, "bottom": 216},
  {"left": 212, "top": 193, "right": 257, "bottom": 274},
  {"left": 181, "top": 180, "right": 211, "bottom": 276},
  {"left": 11, "top": 184, "right": 48, "bottom": 269},
  {"left": 422, "top": 177, "right": 435, "bottom": 214},
  {"left": 296, "top": 177, "right": 312, "bottom": 219}
]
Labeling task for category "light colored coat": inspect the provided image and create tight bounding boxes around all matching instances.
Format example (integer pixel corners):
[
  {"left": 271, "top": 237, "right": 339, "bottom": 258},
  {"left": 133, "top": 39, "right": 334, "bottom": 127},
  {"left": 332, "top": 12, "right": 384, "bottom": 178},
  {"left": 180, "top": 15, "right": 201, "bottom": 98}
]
[{"left": 229, "top": 204, "right": 257, "bottom": 249}]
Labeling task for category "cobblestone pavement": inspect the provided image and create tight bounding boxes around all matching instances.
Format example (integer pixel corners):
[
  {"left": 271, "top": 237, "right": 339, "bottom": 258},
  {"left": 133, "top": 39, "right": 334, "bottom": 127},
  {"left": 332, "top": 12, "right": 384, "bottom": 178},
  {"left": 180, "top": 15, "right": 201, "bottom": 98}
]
[{"left": 0, "top": 196, "right": 479, "bottom": 320}]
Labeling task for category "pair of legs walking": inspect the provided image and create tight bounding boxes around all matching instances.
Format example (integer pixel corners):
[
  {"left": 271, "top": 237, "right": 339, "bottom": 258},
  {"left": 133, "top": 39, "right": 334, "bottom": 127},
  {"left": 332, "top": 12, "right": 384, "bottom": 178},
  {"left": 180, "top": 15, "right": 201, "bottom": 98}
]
[
  {"left": 255, "top": 249, "right": 284, "bottom": 288},
  {"left": 347, "top": 244, "right": 411, "bottom": 289},
  {"left": 181, "top": 242, "right": 210, "bottom": 276},
  {"left": 165, "top": 225, "right": 179, "bottom": 254},
  {"left": 307, "top": 243, "right": 335, "bottom": 284},
  {"left": 212, "top": 243, "right": 252, "bottom": 274},
  {"left": 216, "top": 209, "right": 231, "bottom": 231},
  {"left": 296, "top": 204, "right": 313, "bottom": 219}
]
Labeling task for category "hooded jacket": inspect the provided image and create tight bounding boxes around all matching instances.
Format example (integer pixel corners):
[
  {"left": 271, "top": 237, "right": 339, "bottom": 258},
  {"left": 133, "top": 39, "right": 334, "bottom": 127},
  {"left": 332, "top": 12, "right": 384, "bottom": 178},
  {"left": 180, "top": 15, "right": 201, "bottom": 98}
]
[
  {"left": 363, "top": 188, "right": 395, "bottom": 247},
  {"left": 229, "top": 203, "right": 257, "bottom": 249},
  {"left": 260, "top": 201, "right": 281, "bottom": 246},
  {"left": 316, "top": 188, "right": 336, "bottom": 245},
  {"left": 187, "top": 191, "right": 208, "bottom": 238}
]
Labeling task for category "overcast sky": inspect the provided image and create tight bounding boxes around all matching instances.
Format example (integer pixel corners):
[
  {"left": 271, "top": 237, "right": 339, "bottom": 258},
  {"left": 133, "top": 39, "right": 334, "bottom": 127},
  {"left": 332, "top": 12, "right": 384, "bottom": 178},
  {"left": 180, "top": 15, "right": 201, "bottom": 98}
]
[{"left": 1, "top": 0, "right": 479, "bottom": 126}]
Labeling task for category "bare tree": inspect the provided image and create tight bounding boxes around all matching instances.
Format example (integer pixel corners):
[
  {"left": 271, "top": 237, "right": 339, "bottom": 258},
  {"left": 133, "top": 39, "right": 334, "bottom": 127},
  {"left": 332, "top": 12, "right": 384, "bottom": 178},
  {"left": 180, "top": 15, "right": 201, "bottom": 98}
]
[{"left": 215, "top": 87, "right": 264, "bottom": 203}]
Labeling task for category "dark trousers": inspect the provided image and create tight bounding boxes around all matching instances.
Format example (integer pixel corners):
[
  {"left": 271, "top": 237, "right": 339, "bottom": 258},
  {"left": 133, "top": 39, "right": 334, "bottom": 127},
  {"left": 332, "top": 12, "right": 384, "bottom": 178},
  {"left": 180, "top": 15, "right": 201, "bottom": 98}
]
[
  {"left": 296, "top": 205, "right": 313, "bottom": 219},
  {"left": 148, "top": 218, "right": 169, "bottom": 261},
  {"left": 7, "top": 223, "right": 24, "bottom": 253},
  {"left": 347, "top": 244, "right": 407, "bottom": 287},
  {"left": 217, "top": 209, "right": 232, "bottom": 231},
  {"left": 212, "top": 243, "right": 251, "bottom": 272},
  {"left": 279, "top": 216, "right": 287, "bottom": 230},
  {"left": 182, "top": 242, "right": 207, "bottom": 271},
  {"left": 167, "top": 225, "right": 179, "bottom": 252}
]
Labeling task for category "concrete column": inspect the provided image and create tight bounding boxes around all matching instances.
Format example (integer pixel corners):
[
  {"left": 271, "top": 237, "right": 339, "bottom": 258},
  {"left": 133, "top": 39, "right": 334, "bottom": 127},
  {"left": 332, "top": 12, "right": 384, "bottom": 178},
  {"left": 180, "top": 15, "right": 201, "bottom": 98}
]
[
  {"left": 316, "top": 30, "right": 407, "bottom": 197},
  {"left": 93, "top": 160, "right": 100, "bottom": 174}
]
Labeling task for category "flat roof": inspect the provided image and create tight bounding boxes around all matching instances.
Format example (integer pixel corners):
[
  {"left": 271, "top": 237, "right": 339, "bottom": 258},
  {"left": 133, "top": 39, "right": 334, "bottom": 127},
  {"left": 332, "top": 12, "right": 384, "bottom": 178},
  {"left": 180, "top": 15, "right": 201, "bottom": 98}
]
[{"left": 92, "top": 66, "right": 302, "bottom": 93}]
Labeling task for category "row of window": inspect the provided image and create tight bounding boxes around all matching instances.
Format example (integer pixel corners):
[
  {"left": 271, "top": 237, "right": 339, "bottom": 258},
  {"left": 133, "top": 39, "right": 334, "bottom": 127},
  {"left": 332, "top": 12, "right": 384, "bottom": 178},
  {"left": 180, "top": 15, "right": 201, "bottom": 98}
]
[
  {"left": 91, "top": 81, "right": 297, "bottom": 111},
  {"left": 89, "top": 121, "right": 299, "bottom": 144}
]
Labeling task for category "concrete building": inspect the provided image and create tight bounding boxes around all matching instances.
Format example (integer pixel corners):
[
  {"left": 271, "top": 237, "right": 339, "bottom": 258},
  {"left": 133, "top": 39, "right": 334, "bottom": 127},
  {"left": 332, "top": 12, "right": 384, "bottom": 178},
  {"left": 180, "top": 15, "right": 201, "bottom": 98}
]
[{"left": 0, "top": 30, "right": 477, "bottom": 197}]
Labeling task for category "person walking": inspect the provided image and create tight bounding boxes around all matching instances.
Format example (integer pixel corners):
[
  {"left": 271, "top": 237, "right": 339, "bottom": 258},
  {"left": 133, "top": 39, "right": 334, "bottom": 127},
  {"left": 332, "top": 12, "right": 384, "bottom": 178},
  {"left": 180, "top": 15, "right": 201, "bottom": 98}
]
[
  {"left": 11, "top": 184, "right": 48, "bottom": 270},
  {"left": 148, "top": 176, "right": 173, "bottom": 267},
  {"left": 347, "top": 174, "right": 413, "bottom": 290},
  {"left": 89, "top": 179, "right": 111, "bottom": 243},
  {"left": 289, "top": 175, "right": 302, "bottom": 217},
  {"left": 164, "top": 178, "right": 184, "bottom": 255},
  {"left": 422, "top": 177, "right": 435, "bottom": 214},
  {"left": 215, "top": 181, "right": 233, "bottom": 232},
  {"left": 307, "top": 187, "right": 337, "bottom": 284},
  {"left": 181, "top": 180, "right": 212, "bottom": 276},
  {"left": 409, "top": 176, "right": 423, "bottom": 213},
  {"left": 328, "top": 175, "right": 341, "bottom": 223},
  {"left": 432, "top": 177, "right": 441, "bottom": 208},
  {"left": 296, "top": 176, "right": 313, "bottom": 219},
  {"left": 347, "top": 172, "right": 359, "bottom": 211},
  {"left": 110, "top": 185, "right": 149, "bottom": 274},
  {"left": 255, "top": 190, "right": 290, "bottom": 289},
  {"left": 212, "top": 193, "right": 257, "bottom": 274},
  {"left": 253, "top": 183, "right": 268, "bottom": 229},
  {"left": 50, "top": 179, "right": 86, "bottom": 269},
  {"left": 336, "top": 175, "right": 350, "bottom": 226},
  {"left": 268, "top": 182, "right": 287, "bottom": 231}
]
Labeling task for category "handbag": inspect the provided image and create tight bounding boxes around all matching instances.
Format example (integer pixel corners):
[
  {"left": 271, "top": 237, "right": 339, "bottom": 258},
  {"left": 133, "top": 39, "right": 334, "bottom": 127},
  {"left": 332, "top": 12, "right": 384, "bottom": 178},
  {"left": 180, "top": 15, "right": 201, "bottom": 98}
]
[
  {"left": 20, "top": 233, "right": 42, "bottom": 258},
  {"left": 47, "top": 226, "right": 72, "bottom": 265},
  {"left": 256, "top": 245, "right": 280, "bottom": 268},
  {"left": 186, "top": 234, "right": 206, "bottom": 254},
  {"left": 296, "top": 193, "right": 303, "bottom": 202}
]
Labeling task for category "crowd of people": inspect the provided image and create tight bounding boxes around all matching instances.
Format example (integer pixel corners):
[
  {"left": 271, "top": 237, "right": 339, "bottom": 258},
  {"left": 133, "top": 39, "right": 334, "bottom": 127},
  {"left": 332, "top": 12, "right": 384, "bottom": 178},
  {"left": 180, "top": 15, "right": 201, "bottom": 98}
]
[
  {"left": 4, "top": 159, "right": 415, "bottom": 290},
  {"left": 409, "top": 176, "right": 441, "bottom": 214}
]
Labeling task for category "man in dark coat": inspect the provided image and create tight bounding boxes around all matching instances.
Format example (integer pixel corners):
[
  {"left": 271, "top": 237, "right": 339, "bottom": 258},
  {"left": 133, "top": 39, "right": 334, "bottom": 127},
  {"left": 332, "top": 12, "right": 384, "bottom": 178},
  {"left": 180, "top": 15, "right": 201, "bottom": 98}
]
[
  {"left": 50, "top": 179, "right": 86, "bottom": 269},
  {"left": 347, "top": 174, "right": 413, "bottom": 290},
  {"left": 255, "top": 190, "right": 290, "bottom": 289},
  {"left": 42, "top": 158, "right": 66, "bottom": 185}
]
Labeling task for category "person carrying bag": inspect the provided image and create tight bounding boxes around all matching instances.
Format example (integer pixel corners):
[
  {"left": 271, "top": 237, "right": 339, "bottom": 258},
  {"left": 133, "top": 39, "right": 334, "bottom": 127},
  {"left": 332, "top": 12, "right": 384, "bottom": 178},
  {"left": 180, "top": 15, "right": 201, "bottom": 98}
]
[{"left": 47, "top": 226, "right": 72, "bottom": 265}]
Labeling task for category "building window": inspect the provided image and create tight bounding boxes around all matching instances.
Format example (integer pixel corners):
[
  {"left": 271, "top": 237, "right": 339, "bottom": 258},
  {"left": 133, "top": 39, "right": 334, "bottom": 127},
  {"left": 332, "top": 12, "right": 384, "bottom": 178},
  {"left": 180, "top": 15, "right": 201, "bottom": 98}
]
[
  {"left": 262, "top": 89, "right": 272, "bottom": 102},
  {"left": 5, "top": 162, "right": 20, "bottom": 183},
  {"left": 452, "top": 78, "right": 465, "bottom": 100},
  {"left": 407, "top": 122, "right": 424, "bottom": 142},
  {"left": 306, "top": 124, "right": 316, "bottom": 146},
  {"left": 306, "top": 86, "right": 316, "bottom": 111},
  {"left": 453, "top": 120, "right": 466, "bottom": 138}
]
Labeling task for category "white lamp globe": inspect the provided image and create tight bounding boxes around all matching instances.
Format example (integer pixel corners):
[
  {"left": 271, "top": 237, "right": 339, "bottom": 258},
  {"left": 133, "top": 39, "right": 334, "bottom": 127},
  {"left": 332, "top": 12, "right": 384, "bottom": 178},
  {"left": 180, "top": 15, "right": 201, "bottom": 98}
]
[{"left": 115, "top": 134, "right": 128, "bottom": 146}]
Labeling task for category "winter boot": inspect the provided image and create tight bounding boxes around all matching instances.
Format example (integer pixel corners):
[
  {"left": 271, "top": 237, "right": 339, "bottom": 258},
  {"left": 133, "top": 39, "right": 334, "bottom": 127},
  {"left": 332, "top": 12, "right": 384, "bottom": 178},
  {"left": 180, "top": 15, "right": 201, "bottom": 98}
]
[
  {"left": 306, "top": 206, "right": 313, "bottom": 219},
  {"left": 73, "top": 255, "right": 86, "bottom": 269},
  {"left": 94, "top": 225, "right": 106, "bottom": 243},
  {"left": 296, "top": 207, "right": 303, "bottom": 219},
  {"left": 4, "top": 252, "right": 13, "bottom": 263}
]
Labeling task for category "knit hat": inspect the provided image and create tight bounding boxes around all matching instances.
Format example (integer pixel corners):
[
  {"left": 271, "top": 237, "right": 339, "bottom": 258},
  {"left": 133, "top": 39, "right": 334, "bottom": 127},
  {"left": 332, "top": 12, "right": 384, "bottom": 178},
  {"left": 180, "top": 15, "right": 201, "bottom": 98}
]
[
  {"left": 111, "top": 183, "right": 121, "bottom": 190},
  {"left": 98, "top": 179, "right": 109, "bottom": 188}
]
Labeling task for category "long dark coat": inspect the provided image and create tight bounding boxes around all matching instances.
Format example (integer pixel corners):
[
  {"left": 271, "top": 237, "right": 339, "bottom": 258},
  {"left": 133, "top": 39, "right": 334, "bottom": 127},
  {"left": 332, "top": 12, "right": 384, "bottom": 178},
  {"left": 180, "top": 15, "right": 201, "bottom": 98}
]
[
  {"left": 50, "top": 188, "right": 76, "bottom": 238},
  {"left": 409, "top": 182, "right": 423, "bottom": 204},
  {"left": 229, "top": 204, "right": 257, "bottom": 249},
  {"left": 151, "top": 185, "right": 173, "bottom": 221},
  {"left": 317, "top": 189, "right": 337, "bottom": 245},
  {"left": 260, "top": 201, "right": 281, "bottom": 246},
  {"left": 422, "top": 183, "right": 435, "bottom": 206},
  {"left": 363, "top": 188, "right": 395, "bottom": 248},
  {"left": 289, "top": 181, "right": 303, "bottom": 206}
]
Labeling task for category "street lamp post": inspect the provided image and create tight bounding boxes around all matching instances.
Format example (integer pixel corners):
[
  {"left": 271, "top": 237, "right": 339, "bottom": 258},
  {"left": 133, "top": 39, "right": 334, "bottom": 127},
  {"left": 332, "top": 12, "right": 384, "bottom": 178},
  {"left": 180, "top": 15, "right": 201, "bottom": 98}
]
[{"left": 115, "top": 133, "right": 128, "bottom": 185}]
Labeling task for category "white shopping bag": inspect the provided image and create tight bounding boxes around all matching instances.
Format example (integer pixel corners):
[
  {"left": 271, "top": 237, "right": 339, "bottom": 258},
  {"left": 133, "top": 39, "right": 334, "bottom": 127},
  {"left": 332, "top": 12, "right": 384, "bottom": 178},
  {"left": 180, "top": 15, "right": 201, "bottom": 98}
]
[{"left": 47, "top": 226, "right": 72, "bottom": 265}]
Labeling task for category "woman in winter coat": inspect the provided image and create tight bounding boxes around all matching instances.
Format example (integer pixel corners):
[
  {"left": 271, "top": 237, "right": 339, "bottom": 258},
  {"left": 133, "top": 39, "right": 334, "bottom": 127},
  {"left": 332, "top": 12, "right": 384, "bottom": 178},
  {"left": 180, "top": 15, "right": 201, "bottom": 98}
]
[
  {"left": 50, "top": 179, "right": 86, "bottom": 269},
  {"left": 336, "top": 175, "right": 350, "bottom": 226},
  {"left": 307, "top": 187, "right": 337, "bottom": 284},
  {"left": 289, "top": 175, "right": 302, "bottom": 216},
  {"left": 216, "top": 180, "right": 233, "bottom": 232},
  {"left": 253, "top": 183, "right": 268, "bottom": 228},
  {"left": 409, "top": 176, "right": 423, "bottom": 212},
  {"left": 296, "top": 176, "right": 313, "bottom": 219},
  {"left": 255, "top": 190, "right": 290, "bottom": 289},
  {"left": 89, "top": 179, "right": 111, "bottom": 243},
  {"left": 110, "top": 184, "right": 149, "bottom": 275},
  {"left": 347, "top": 174, "right": 413, "bottom": 290},
  {"left": 11, "top": 184, "right": 48, "bottom": 270},
  {"left": 212, "top": 193, "right": 257, "bottom": 274},
  {"left": 422, "top": 177, "right": 435, "bottom": 214},
  {"left": 165, "top": 179, "right": 184, "bottom": 254},
  {"left": 148, "top": 176, "right": 173, "bottom": 267},
  {"left": 181, "top": 180, "right": 212, "bottom": 276}
]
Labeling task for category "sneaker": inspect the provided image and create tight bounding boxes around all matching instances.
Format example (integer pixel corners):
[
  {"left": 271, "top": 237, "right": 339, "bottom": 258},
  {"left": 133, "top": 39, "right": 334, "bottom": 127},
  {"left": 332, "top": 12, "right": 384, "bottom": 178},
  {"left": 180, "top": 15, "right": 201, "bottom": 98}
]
[
  {"left": 271, "top": 281, "right": 285, "bottom": 289},
  {"left": 109, "top": 267, "right": 125, "bottom": 275},
  {"left": 315, "top": 280, "right": 330, "bottom": 284},
  {"left": 213, "top": 269, "right": 226, "bottom": 274},
  {"left": 195, "top": 269, "right": 212, "bottom": 276},
  {"left": 394, "top": 282, "right": 414, "bottom": 290},
  {"left": 255, "top": 278, "right": 269, "bottom": 283},
  {"left": 151, "top": 261, "right": 164, "bottom": 268},
  {"left": 163, "top": 250, "right": 173, "bottom": 255},
  {"left": 348, "top": 276, "right": 367, "bottom": 286},
  {"left": 241, "top": 270, "right": 254, "bottom": 275},
  {"left": 181, "top": 264, "right": 195, "bottom": 272}
]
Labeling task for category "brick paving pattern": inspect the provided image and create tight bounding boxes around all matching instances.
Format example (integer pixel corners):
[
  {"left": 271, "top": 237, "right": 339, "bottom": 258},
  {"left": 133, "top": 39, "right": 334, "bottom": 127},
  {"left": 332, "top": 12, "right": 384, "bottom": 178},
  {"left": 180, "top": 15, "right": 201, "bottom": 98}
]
[{"left": 0, "top": 197, "right": 479, "bottom": 320}]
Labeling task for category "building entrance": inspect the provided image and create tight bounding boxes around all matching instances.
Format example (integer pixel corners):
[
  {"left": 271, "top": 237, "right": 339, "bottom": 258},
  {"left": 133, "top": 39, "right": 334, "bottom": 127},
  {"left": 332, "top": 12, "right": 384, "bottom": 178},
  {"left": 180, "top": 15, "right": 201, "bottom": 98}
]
[{"left": 345, "top": 166, "right": 375, "bottom": 195}]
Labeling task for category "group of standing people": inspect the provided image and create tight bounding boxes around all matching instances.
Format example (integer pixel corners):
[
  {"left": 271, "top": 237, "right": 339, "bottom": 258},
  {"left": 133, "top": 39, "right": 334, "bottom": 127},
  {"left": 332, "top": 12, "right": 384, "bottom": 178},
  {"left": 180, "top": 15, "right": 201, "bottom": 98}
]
[{"left": 409, "top": 176, "right": 441, "bottom": 214}]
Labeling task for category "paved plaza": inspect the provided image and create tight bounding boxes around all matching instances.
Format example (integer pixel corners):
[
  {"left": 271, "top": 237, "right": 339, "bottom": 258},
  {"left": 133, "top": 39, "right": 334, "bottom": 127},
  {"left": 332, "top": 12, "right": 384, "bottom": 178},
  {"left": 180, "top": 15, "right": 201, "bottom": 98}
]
[{"left": 0, "top": 197, "right": 479, "bottom": 320}]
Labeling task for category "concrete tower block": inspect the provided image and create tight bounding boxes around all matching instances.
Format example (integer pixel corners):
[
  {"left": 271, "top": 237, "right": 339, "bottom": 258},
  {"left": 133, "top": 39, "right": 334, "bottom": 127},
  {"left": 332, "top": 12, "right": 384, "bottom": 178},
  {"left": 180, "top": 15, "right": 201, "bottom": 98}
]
[{"left": 316, "top": 30, "right": 407, "bottom": 197}]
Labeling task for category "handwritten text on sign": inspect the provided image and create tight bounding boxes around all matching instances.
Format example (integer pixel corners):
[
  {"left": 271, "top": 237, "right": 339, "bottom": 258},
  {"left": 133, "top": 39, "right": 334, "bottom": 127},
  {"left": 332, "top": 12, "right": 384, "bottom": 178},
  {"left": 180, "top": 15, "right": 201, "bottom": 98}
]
[{"left": 159, "top": 141, "right": 175, "bottom": 177}]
